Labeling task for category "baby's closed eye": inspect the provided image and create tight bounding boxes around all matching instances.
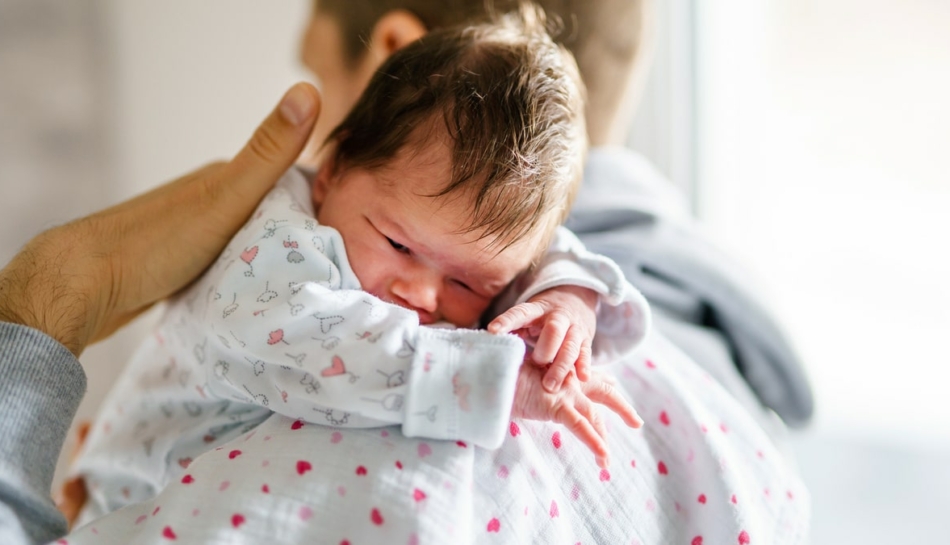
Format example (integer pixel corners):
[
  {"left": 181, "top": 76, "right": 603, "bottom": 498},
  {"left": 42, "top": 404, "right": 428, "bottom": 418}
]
[
  {"left": 386, "top": 237, "right": 410, "bottom": 254},
  {"left": 451, "top": 278, "right": 473, "bottom": 292}
]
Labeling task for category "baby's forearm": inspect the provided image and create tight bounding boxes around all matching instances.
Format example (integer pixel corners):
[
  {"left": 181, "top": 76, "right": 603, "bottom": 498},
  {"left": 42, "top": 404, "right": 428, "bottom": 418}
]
[{"left": 206, "top": 286, "right": 524, "bottom": 447}]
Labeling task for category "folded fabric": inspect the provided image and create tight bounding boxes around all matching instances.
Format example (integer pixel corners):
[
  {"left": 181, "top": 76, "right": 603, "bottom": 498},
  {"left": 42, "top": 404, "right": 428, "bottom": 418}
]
[{"left": 567, "top": 147, "right": 814, "bottom": 427}]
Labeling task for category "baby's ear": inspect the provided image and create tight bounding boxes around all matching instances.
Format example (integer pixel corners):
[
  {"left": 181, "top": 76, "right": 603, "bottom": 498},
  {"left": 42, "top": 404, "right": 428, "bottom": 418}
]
[{"left": 311, "top": 151, "right": 337, "bottom": 206}]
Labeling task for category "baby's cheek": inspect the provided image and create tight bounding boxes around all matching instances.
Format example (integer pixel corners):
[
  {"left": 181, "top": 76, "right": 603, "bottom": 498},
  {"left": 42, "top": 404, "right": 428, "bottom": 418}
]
[
  {"left": 445, "top": 294, "right": 491, "bottom": 329},
  {"left": 347, "top": 244, "right": 382, "bottom": 290}
]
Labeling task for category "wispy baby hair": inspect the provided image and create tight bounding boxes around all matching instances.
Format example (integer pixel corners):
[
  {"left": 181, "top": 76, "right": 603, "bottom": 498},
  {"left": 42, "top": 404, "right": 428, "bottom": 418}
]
[{"left": 327, "top": 5, "right": 587, "bottom": 251}]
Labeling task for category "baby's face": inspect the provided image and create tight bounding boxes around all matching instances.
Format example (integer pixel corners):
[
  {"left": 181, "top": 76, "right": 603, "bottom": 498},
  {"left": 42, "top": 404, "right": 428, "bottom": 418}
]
[{"left": 312, "top": 136, "right": 543, "bottom": 327}]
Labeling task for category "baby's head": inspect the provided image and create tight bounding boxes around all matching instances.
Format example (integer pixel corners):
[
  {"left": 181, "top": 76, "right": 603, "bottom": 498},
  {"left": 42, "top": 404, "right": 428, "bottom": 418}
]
[{"left": 312, "top": 9, "right": 586, "bottom": 327}]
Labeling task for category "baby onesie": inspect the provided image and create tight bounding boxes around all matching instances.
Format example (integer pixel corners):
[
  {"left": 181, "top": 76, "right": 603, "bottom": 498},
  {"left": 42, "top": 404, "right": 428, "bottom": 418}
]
[
  {"left": 71, "top": 167, "right": 650, "bottom": 524},
  {"left": 64, "top": 334, "right": 809, "bottom": 545}
]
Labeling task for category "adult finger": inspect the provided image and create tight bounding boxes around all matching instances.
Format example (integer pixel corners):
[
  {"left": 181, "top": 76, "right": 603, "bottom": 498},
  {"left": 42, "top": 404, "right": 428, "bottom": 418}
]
[
  {"left": 488, "top": 301, "right": 545, "bottom": 334},
  {"left": 584, "top": 379, "right": 643, "bottom": 429},
  {"left": 205, "top": 82, "right": 321, "bottom": 235}
]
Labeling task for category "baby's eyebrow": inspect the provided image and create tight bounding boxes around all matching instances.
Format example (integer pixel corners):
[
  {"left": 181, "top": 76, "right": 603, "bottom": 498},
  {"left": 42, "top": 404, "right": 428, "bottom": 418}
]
[
  {"left": 376, "top": 216, "right": 415, "bottom": 247},
  {"left": 376, "top": 216, "right": 440, "bottom": 264}
]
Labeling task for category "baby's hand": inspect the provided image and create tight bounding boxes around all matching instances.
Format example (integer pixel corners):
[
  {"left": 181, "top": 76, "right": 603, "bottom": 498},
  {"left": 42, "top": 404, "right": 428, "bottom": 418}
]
[
  {"left": 511, "top": 364, "right": 642, "bottom": 468},
  {"left": 489, "top": 285, "right": 597, "bottom": 392}
]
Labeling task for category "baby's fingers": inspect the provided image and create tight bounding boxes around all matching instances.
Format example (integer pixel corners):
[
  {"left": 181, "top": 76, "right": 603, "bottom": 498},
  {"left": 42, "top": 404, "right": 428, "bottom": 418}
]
[
  {"left": 556, "top": 405, "right": 610, "bottom": 468},
  {"left": 532, "top": 310, "right": 570, "bottom": 364},
  {"left": 574, "top": 394, "right": 608, "bottom": 447},
  {"left": 488, "top": 302, "right": 545, "bottom": 334},
  {"left": 584, "top": 379, "right": 643, "bottom": 429},
  {"left": 575, "top": 337, "right": 592, "bottom": 382},
  {"left": 542, "top": 326, "right": 585, "bottom": 392}
]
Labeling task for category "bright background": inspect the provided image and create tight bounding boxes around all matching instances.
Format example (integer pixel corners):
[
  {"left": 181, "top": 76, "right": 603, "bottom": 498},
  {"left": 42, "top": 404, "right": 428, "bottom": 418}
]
[
  {"left": 686, "top": 2, "right": 950, "bottom": 540},
  {"left": 696, "top": 0, "right": 950, "bottom": 449},
  {"left": 2, "top": 1, "right": 949, "bottom": 542}
]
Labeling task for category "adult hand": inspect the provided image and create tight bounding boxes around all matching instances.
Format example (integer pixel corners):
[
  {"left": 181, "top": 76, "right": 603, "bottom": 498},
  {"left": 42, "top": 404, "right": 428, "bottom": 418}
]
[{"left": 0, "top": 83, "right": 320, "bottom": 356}]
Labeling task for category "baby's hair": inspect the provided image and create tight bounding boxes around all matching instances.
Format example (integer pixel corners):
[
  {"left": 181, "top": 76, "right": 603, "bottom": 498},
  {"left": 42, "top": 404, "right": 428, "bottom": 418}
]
[{"left": 327, "top": 6, "right": 587, "bottom": 252}]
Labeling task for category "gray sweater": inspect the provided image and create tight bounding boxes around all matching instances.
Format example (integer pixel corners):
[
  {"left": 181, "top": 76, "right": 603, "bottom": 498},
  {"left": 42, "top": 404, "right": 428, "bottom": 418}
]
[{"left": 0, "top": 322, "right": 86, "bottom": 545}]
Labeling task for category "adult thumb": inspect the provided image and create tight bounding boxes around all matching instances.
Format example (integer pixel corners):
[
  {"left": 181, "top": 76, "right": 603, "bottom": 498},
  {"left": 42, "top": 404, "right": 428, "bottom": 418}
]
[{"left": 224, "top": 82, "right": 321, "bottom": 204}]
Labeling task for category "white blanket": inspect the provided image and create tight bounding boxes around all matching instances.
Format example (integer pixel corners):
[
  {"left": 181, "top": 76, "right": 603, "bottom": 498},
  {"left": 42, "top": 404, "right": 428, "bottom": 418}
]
[{"left": 65, "top": 331, "right": 809, "bottom": 544}]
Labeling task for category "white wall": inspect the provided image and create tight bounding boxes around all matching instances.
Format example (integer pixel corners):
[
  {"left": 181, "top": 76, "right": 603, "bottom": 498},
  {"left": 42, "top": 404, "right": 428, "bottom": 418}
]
[
  {"left": 101, "top": 0, "right": 312, "bottom": 200},
  {"left": 695, "top": 0, "right": 950, "bottom": 449}
]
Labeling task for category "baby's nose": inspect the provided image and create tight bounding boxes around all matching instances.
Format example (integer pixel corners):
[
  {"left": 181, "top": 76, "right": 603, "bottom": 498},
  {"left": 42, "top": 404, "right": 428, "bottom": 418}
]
[{"left": 390, "top": 273, "right": 439, "bottom": 319}]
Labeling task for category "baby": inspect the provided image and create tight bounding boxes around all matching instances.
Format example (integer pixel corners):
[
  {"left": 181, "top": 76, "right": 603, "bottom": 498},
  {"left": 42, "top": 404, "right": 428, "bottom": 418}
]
[{"left": 71, "top": 10, "right": 649, "bottom": 525}]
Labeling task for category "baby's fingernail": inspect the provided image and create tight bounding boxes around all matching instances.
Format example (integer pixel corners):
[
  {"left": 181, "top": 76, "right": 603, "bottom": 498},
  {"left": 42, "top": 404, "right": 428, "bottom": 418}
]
[
  {"left": 631, "top": 410, "right": 644, "bottom": 428},
  {"left": 543, "top": 377, "right": 558, "bottom": 392},
  {"left": 279, "top": 83, "right": 316, "bottom": 126}
]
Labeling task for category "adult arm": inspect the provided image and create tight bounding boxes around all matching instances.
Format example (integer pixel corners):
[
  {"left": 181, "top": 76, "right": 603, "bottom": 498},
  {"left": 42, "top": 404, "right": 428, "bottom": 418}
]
[{"left": 0, "top": 83, "right": 320, "bottom": 545}]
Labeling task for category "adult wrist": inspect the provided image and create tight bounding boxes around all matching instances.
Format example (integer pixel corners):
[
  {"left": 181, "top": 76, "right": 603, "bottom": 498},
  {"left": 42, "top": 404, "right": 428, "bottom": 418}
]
[{"left": 0, "top": 227, "right": 99, "bottom": 356}]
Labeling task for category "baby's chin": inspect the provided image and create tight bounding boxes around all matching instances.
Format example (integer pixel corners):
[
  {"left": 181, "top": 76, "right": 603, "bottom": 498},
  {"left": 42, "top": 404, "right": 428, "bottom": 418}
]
[{"left": 426, "top": 320, "right": 460, "bottom": 330}]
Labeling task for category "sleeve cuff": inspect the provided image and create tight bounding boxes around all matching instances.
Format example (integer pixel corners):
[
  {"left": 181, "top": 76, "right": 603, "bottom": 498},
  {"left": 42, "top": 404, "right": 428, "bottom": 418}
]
[
  {"left": 0, "top": 322, "right": 86, "bottom": 543},
  {"left": 402, "top": 327, "right": 524, "bottom": 449}
]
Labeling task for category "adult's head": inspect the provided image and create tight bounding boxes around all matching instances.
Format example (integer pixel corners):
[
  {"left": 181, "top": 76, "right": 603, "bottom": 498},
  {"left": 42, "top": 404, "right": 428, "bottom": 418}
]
[
  {"left": 300, "top": 0, "right": 649, "bottom": 155},
  {"left": 311, "top": 10, "right": 586, "bottom": 326}
]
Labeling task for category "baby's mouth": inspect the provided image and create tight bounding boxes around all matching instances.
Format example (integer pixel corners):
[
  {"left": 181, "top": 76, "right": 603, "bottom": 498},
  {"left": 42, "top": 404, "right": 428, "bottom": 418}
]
[{"left": 376, "top": 294, "right": 436, "bottom": 325}]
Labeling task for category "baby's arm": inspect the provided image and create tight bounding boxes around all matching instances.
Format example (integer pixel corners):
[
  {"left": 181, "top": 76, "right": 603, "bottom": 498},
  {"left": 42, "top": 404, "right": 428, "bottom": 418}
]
[
  {"left": 489, "top": 227, "right": 651, "bottom": 390},
  {"left": 490, "top": 285, "right": 598, "bottom": 391},
  {"left": 200, "top": 172, "right": 523, "bottom": 449}
]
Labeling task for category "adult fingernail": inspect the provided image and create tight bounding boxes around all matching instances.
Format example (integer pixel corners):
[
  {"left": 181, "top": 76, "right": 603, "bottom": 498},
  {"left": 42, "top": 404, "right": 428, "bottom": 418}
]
[{"left": 279, "top": 83, "right": 315, "bottom": 126}]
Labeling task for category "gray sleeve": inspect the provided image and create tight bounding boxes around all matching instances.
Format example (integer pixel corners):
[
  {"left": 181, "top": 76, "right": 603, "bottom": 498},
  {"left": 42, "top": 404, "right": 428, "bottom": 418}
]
[
  {"left": 0, "top": 322, "right": 87, "bottom": 545},
  {"left": 567, "top": 147, "right": 813, "bottom": 428}
]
